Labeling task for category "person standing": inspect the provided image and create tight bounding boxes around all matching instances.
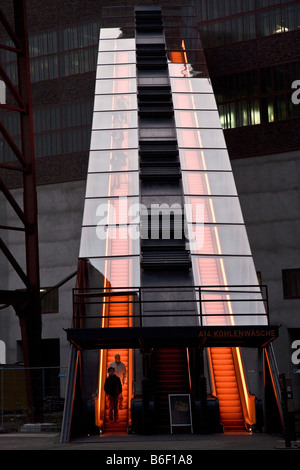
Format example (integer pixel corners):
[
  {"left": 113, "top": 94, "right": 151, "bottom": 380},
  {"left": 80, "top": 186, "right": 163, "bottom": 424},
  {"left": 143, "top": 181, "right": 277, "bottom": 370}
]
[
  {"left": 104, "top": 367, "right": 122, "bottom": 423},
  {"left": 109, "top": 354, "right": 127, "bottom": 409}
]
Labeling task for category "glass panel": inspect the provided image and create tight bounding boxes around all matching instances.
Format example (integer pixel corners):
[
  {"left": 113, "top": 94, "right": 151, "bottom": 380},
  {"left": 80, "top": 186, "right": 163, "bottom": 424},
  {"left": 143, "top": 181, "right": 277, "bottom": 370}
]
[
  {"left": 92, "top": 110, "right": 138, "bottom": 129},
  {"left": 100, "top": 28, "right": 123, "bottom": 39},
  {"left": 96, "top": 64, "right": 136, "bottom": 79},
  {"left": 200, "top": 290, "right": 267, "bottom": 326},
  {"left": 168, "top": 63, "right": 200, "bottom": 78},
  {"left": 179, "top": 149, "right": 231, "bottom": 171},
  {"left": 82, "top": 196, "right": 140, "bottom": 226},
  {"left": 187, "top": 224, "right": 251, "bottom": 255},
  {"left": 95, "top": 78, "right": 137, "bottom": 94},
  {"left": 175, "top": 110, "right": 221, "bottom": 128},
  {"left": 85, "top": 256, "right": 140, "bottom": 288},
  {"left": 97, "top": 51, "right": 135, "bottom": 64},
  {"left": 177, "top": 129, "right": 226, "bottom": 148},
  {"left": 170, "top": 77, "right": 213, "bottom": 93},
  {"left": 185, "top": 196, "right": 244, "bottom": 224},
  {"left": 85, "top": 172, "right": 139, "bottom": 198},
  {"left": 79, "top": 225, "right": 140, "bottom": 258},
  {"left": 88, "top": 149, "right": 139, "bottom": 172},
  {"left": 99, "top": 38, "right": 135, "bottom": 50},
  {"left": 173, "top": 93, "right": 218, "bottom": 110},
  {"left": 192, "top": 255, "right": 267, "bottom": 326},
  {"left": 94, "top": 94, "right": 137, "bottom": 111},
  {"left": 90, "top": 129, "right": 138, "bottom": 150},
  {"left": 182, "top": 171, "right": 237, "bottom": 196},
  {"left": 192, "top": 255, "right": 260, "bottom": 287}
]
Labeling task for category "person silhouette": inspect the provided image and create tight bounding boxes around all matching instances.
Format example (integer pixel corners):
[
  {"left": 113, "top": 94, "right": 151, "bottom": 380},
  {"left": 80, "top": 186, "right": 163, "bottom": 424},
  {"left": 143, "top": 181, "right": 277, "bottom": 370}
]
[
  {"left": 109, "top": 354, "right": 127, "bottom": 409},
  {"left": 104, "top": 366, "right": 122, "bottom": 423}
]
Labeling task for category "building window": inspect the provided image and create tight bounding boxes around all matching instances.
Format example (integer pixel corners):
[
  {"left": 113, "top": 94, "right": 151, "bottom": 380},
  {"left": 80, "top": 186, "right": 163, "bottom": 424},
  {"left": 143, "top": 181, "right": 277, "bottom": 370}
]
[
  {"left": 1, "top": 100, "right": 93, "bottom": 161},
  {"left": 40, "top": 288, "right": 59, "bottom": 313},
  {"left": 197, "top": 2, "right": 300, "bottom": 48},
  {"left": 61, "top": 101, "right": 93, "bottom": 154},
  {"left": 0, "top": 21, "right": 100, "bottom": 84},
  {"left": 282, "top": 269, "right": 300, "bottom": 299},
  {"left": 213, "top": 61, "right": 300, "bottom": 129}
]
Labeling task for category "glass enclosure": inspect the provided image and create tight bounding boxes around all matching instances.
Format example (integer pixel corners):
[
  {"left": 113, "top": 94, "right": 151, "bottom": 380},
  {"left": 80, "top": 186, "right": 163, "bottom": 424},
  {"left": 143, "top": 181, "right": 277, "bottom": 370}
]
[{"left": 78, "top": 28, "right": 139, "bottom": 291}]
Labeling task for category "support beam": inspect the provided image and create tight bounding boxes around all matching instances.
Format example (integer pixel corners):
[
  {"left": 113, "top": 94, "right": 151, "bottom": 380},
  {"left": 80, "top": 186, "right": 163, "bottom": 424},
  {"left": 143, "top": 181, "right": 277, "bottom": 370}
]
[{"left": 0, "top": 0, "right": 43, "bottom": 422}]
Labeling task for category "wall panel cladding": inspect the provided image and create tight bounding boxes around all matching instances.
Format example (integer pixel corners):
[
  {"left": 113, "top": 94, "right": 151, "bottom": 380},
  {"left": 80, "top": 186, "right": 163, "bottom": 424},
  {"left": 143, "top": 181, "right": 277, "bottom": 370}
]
[
  {"left": 205, "top": 29, "right": 300, "bottom": 77},
  {"left": 226, "top": 118, "right": 300, "bottom": 159},
  {"left": 32, "top": 74, "right": 95, "bottom": 107}
]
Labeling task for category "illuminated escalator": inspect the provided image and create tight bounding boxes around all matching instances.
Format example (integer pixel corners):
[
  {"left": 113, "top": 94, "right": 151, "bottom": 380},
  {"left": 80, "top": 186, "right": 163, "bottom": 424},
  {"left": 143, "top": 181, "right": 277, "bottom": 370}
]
[
  {"left": 97, "top": 180, "right": 132, "bottom": 434},
  {"left": 104, "top": 348, "right": 129, "bottom": 433},
  {"left": 210, "top": 348, "right": 245, "bottom": 431},
  {"left": 152, "top": 348, "right": 190, "bottom": 432},
  {"left": 186, "top": 171, "right": 252, "bottom": 432}
]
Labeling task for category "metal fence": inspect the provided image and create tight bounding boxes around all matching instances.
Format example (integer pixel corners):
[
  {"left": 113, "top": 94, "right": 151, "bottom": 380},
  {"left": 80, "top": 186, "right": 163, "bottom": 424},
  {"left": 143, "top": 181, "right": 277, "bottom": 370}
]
[{"left": 0, "top": 366, "right": 67, "bottom": 431}]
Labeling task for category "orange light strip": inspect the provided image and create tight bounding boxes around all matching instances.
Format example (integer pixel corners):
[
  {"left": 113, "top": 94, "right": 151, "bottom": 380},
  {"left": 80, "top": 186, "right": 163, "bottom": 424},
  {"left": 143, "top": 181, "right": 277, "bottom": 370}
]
[
  {"left": 263, "top": 348, "right": 284, "bottom": 428},
  {"left": 174, "top": 54, "right": 255, "bottom": 428},
  {"left": 95, "top": 46, "right": 136, "bottom": 429},
  {"left": 181, "top": 40, "right": 188, "bottom": 64}
]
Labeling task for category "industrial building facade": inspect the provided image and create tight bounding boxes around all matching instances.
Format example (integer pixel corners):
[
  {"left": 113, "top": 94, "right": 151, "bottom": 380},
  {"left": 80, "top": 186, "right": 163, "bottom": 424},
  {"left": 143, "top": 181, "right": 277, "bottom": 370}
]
[{"left": 0, "top": 1, "right": 299, "bottom": 440}]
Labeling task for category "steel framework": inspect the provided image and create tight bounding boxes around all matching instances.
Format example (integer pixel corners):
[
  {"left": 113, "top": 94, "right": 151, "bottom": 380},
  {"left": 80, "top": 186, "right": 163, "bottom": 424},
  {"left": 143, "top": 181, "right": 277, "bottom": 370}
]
[{"left": 0, "top": 0, "right": 42, "bottom": 421}]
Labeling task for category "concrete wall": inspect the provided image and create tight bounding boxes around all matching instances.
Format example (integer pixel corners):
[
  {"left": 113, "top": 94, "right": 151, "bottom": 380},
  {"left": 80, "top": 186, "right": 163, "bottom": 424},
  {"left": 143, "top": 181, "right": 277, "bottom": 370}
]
[
  {"left": 231, "top": 149, "right": 300, "bottom": 409},
  {"left": 0, "top": 180, "right": 86, "bottom": 369}
]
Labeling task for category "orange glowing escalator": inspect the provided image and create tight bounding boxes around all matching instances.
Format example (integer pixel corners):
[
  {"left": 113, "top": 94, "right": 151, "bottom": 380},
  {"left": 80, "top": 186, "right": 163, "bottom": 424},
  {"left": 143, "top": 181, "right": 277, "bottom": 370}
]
[
  {"left": 185, "top": 166, "right": 255, "bottom": 432},
  {"left": 104, "top": 349, "right": 130, "bottom": 433},
  {"left": 152, "top": 348, "right": 190, "bottom": 432},
  {"left": 95, "top": 178, "right": 133, "bottom": 434},
  {"left": 209, "top": 348, "right": 245, "bottom": 431}
]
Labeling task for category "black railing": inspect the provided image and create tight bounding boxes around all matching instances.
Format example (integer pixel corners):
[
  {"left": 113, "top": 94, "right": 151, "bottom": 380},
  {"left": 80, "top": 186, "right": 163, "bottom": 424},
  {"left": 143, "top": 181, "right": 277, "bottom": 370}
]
[{"left": 72, "top": 285, "right": 269, "bottom": 328}]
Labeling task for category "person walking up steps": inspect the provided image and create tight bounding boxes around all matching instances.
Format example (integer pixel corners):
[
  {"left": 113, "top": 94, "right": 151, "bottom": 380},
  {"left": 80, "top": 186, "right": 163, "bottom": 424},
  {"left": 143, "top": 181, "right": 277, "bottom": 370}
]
[
  {"left": 109, "top": 354, "right": 127, "bottom": 409},
  {"left": 104, "top": 367, "right": 122, "bottom": 423}
]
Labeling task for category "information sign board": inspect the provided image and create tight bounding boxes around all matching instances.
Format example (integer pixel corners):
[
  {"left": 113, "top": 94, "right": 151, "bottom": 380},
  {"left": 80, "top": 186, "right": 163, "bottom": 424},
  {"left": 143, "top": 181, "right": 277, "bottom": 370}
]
[{"left": 168, "top": 394, "right": 193, "bottom": 434}]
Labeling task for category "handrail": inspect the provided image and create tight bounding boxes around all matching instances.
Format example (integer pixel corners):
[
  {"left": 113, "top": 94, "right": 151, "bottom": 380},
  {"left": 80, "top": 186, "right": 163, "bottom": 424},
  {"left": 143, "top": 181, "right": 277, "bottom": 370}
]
[
  {"left": 232, "top": 347, "right": 256, "bottom": 430},
  {"left": 264, "top": 344, "right": 284, "bottom": 429},
  {"left": 72, "top": 284, "right": 270, "bottom": 327}
]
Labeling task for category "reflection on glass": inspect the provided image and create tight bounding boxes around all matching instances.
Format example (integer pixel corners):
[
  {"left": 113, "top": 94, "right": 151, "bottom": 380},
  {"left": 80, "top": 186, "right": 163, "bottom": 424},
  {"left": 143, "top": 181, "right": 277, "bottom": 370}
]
[
  {"left": 82, "top": 197, "right": 140, "bottom": 226},
  {"left": 182, "top": 171, "right": 237, "bottom": 196},
  {"left": 90, "top": 129, "right": 138, "bottom": 150},
  {"left": 100, "top": 28, "right": 124, "bottom": 39},
  {"left": 179, "top": 149, "right": 231, "bottom": 171},
  {"left": 94, "top": 94, "right": 137, "bottom": 111},
  {"left": 97, "top": 51, "right": 136, "bottom": 65},
  {"left": 88, "top": 149, "right": 139, "bottom": 172},
  {"left": 87, "top": 256, "right": 140, "bottom": 288},
  {"left": 187, "top": 224, "right": 251, "bottom": 255},
  {"left": 85, "top": 172, "right": 139, "bottom": 198},
  {"left": 79, "top": 225, "right": 140, "bottom": 258},
  {"left": 191, "top": 253, "right": 268, "bottom": 326},
  {"left": 175, "top": 110, "right": 221, "bottom": 128},
  {"left": 96, "top": 64, "right": 136, "bottom": 79},
  {"left": 173, "top": 93, "right": 217, "bottom": 110},
  {"left": 168, "top": 63, "right": 198, "bottom": 77},
  {"left": 185, "top": 196, "right": 244, "bottom": 224},
  {"left": 99, "top": 38, "right": 136, "bottom": 51},
  {"left": 200, "top": 291, "right": 267, "bottom": 326},
  {"left": 192, "top": 255, "right": 260, "bottom": 287},
  {"left": 95, "top": 78, "right": 137, "bottom": 94},
  {"left": 177, "top": 129, "right": 226, "bottom": 148},
  {"left": 92, "top": 110, "right": 138, "bottom": 129},
  {"left": 170, "top": 77, "right": 213, "bottom": 93}
]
